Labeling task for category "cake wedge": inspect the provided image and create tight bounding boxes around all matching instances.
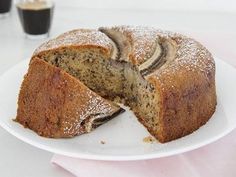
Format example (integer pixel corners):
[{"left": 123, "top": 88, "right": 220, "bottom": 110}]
[{"left": 15, "top": 58, "right": 124, "bottom": 138}]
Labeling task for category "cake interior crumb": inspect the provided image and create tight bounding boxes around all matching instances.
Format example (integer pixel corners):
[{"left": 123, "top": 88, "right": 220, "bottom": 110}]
[{"left": 143, "top": 136, "right": 155, "bottom": 143}]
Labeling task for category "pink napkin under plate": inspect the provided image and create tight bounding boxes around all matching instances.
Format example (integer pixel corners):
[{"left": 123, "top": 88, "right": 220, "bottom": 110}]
[{"left": 52, "top": 128, "right": 236, "bottom": 177}]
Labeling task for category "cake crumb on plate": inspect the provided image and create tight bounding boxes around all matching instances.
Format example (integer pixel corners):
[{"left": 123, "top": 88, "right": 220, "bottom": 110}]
[
  {"left": 143, "top": 136, "right": 155, "bottom": 143},
  {"left": 100, "top": 140, "right": 106, "bottom": 144}
]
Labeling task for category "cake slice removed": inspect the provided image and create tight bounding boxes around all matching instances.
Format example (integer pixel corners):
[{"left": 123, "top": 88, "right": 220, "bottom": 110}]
[{"left": 15, "top": 58, "right": 124, "bottom": 138}]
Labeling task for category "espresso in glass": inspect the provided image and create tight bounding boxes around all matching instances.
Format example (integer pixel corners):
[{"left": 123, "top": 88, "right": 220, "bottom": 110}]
[
  {"left": 0, "top": 0, "right": 12, "bottom": 17},
  {"left": 17, "top": 0, "right": 54, "bottom": 39}
]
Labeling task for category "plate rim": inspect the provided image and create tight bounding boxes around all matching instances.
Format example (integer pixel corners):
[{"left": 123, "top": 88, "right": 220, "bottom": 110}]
[{"left": 1, "top": 114, "right": 235, "bottom": 161}]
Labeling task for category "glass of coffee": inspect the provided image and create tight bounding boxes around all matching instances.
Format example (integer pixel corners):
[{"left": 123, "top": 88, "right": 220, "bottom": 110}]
[
  {"left": 16, "top": 0, "right": 54, "bottom": 39},
  {"left": 0, "top": 0, "right": 12, "bottom": 18}
]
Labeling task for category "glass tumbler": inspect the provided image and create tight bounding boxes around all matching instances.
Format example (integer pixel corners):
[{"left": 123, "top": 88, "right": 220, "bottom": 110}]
[
  {"left": 16, "top": 0, "right": 54, "bottom": 39},
  {"left": 0, "top": 0, "right": 12, "bottom": 18}
]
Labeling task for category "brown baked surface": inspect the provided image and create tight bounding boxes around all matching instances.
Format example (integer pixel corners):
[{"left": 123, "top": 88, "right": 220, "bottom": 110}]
[
  {"left": 15, "top": 58, "right": 123, "bottom": 138},
  {"left": 33, "top": 29, "right": 114, "bottom": 60},
  {"left": 147, "top": 37, "right": 216, "bottom": 142}
]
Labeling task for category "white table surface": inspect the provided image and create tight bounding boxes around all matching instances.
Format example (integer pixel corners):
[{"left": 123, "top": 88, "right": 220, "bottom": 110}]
[{"left": 0, "top": 3, "right": 236, "bottom": 177}]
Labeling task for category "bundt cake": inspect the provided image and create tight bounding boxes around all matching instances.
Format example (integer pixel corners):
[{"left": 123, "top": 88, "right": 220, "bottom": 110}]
[{"left": 16, "top": 26, "right": 217, "bottom": 143}]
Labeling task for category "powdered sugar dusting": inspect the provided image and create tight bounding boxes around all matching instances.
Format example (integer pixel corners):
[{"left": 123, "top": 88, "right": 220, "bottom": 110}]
[
  {"left": 33, "top": 29, "right": 114, "bottom": 56},
  {"left": 107, "top": 26, "right": 160, "bottom": 65},
  {"left": 104, "top": 26, "right": 214, "bottom": 81},
  {"left": 62, "top": 87, "right": 116, "bottom": 135},
  {"left": 160, "top": 36, "right": 214, "bottom": 76},
  {"left": 148, "top": 32, "right": 215, "bottom": 92}
]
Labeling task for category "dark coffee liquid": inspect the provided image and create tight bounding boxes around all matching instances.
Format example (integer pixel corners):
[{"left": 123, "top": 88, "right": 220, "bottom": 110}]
[
  {"left": 0, "top": 0, "right": 12, "bottom": 13},
  {"left": 17, "top": 5, "right": 54, "bottom": 35}
]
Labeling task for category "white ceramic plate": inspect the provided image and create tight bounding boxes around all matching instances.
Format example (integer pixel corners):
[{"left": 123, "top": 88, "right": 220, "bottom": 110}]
[{"left": 0, "top": 58, "right": 236, "bottom": 161}]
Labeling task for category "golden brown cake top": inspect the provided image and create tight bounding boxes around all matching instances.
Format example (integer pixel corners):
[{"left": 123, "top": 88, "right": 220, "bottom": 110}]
[
  {"left": 33, "top": 29, "right": 115, "bottom": 58},
  {"left": 100, "top": 26, "right": 214, "bottom": 77},
  {"left": 99, "top": 26, "right": 182, "bottom": 65},
  {"left": 149, "top": 36, "right": 215, "bottom": 81},
  {"left": 100, "top": 26, "right": 160, "bottom": 65},
  {"left": 33, "top": 25, "right": 215, "bottom": 81}
]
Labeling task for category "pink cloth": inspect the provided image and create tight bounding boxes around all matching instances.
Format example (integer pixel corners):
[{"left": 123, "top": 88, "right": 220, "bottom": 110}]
[{"left": 52, "top": 129, "right": 236, "bottom": 177}]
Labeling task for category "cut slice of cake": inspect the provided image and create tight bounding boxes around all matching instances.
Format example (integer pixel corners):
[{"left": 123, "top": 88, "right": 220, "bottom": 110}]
[{"left": 15, "top": 58, "right": 124, "bottom": 138}]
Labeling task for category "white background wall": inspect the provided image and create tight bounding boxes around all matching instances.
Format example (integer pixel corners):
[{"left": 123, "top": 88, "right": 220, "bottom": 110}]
[{"left": 54, "top": 0, "right": 236, "bottom": 13}]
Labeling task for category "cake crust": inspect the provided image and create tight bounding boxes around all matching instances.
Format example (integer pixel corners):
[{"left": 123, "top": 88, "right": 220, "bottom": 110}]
[
  {"left": 147, "top": 37, "right": 216, "bottom": 142},
  {"left": 15, "top": 58, "right": 124, "bottom": 138},
  {"left": 33, "top": 29, "right": 115, "bottom": 60}
]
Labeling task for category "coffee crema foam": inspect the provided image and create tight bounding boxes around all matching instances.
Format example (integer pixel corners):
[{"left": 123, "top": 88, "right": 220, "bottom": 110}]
[{"left": 17, "top": 1, "right": 53, "bottom": 10}]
